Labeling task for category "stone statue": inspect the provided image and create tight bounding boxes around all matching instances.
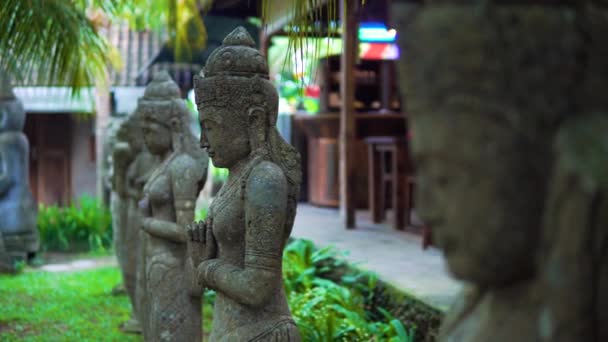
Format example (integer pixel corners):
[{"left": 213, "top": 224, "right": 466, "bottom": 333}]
[
  {"left": 138, "top": 71, "right": 208, "bottom": 342},
  {"left": 107, "top": 116, "right": 128, "bottom": 296},
  {"left": 0, "top": 77, "right": 38, "bottom": 273},
  {"left": 103, "top": 114, "right": 127, "bottom": 206},
  {"left": 393, "top": 3, "right": 608, "bottom": 341},
  {"left": 188, "top": 26, "right": 302, "bottom": 341},
  {"left": 538, "top": 114, "right": 608, "bottom": 342},
  {"left": 110, "top": 110, "right": 159, "bottom": 333}
]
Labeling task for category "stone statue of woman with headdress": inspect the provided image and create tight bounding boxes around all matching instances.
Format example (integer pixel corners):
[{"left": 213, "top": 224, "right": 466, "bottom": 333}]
[
  {"left": 138, "top": 71, "right": 208, "bottom": 342},
  {"left": 187, "top": 26, "right": 302, "bottom": 341},
  {"left": 110, "top": 109, "right": 159, "bottom": 333}
]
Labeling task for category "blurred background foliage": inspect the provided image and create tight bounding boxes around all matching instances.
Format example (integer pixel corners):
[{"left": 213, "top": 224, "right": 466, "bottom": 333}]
[{"left": 37, "top": 196, "right": 112, "bottom": 252}]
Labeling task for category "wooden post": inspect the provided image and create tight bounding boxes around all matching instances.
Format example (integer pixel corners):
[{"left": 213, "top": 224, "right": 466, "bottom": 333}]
[
  {"left": 380, "top": 61, "right": 392, "bottom": 112},
  {"left": 259, "top": 29, "right": 270, "bottom": 58},
  {"left": 339, "top": 0, "right": 358, "bottom": 229}
]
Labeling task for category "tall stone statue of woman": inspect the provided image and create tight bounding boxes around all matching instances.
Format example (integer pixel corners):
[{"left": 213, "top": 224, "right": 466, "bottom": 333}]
[
  {"left": 111, "top": 110, "right": 159, "bottom": 333},
  {"left": 138, "top": 71, "right": 208, "bottom": 342},
  {"left": 188, "top": 27, "right": 302, "bottom": 341}
]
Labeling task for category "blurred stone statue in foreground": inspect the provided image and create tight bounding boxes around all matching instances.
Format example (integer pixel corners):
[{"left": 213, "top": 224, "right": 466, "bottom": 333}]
[
  {"left": 0, "top": 78, "right": 38, "bottom": 273},
  {"left": 189, "top": 26, "right": 302, "bottom": 341},
  {"left": 138, "top": 72, "right": 208, "bottom": 341},
  {"left": 110, "top": 110, "right": 159, "bottom": 333},
  {"left": 394, "top": 3, "right": 608, "bottom": 341}
]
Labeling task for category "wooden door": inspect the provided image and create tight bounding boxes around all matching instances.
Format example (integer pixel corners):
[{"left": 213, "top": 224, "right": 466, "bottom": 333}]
[{"left": 23, "top": 114, "right": 72, "bottom": 205}]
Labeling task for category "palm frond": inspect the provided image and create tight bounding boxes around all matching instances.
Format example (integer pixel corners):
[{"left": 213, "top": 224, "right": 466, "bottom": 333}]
[
  {"left": 261, "top": 0, "right": 344, "bottom": 86},
  {"left": 0, "top": 0, "right": 118, "bottom": 92}
]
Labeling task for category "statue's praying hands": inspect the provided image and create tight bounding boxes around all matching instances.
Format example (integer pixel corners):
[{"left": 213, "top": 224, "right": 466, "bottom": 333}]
[
  {"left": 187, "top": 219, "right": 217, "bottom": 264},
  {"left": 186, "top": 219, "right": 217, "bottom": 287}
]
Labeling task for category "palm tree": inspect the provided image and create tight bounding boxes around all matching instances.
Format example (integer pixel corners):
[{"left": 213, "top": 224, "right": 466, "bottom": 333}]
[
  {"left": 0, "top": 0, "right": 210, "bottom": 201},
  {"left": 0, "top": 0, "right": 210, "bottom": 90}
]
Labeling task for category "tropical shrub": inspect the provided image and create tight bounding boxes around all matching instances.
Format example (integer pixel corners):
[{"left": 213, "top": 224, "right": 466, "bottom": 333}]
[
  {"left": 282, "top": 239, "right": 415, "bottom": 342},
  {"left": 37, "top": 196, "right": 112, "bottom": 252}
]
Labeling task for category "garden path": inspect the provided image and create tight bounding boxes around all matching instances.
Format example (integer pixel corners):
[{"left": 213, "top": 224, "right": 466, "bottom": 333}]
[
  {"left": 36, "top": 256, "right": 117, "bottom": 273},
  {"left": 291, "top": 204, "right": 462, "bottom": 312}
]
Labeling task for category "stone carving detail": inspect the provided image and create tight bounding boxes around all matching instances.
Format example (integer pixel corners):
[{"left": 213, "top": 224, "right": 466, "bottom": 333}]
[
  {"left": 393, "top": 3, "right": 608, "bottom": 341},
  {"left": 0, "top": 79, "right": 38, "bottom": 273},
  {"left": 109, "top": 110, "right": 159, "bottom": 333},
  {"left": 138, "top": 71, "right": 208, "bottom": 341},
  {"left": 189, "top": 26, "right": 302, "bottom": 341}
]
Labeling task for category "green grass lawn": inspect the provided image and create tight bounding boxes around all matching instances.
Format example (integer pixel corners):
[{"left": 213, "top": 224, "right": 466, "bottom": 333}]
[
  {"left": 0, "top": 267, "right": 140, "bottom": 341},
  {"left": 0, "top": 265, "right": 214, "bottom": 342}
]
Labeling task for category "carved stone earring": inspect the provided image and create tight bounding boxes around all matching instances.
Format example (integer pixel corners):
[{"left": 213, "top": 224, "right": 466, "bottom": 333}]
[{"left": 247, "top": 106, "right": 267, "bottom": 152}]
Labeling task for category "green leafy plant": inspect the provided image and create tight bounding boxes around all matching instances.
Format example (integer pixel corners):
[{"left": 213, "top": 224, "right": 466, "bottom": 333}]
[
  {"left": 195, "top": 207, "right": 208, "bottom": 221},
  {"left": 283, "top": 238, "right": 345, "bottom": 292},
  {"left": 37, "top": 195, "right": 113, "bottom": 252},
  {"left": 282, "top": 239, "right": 416, "bottom": 342}
]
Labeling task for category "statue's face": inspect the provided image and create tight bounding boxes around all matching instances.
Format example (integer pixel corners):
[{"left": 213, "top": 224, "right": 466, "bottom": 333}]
[
  {"left": 411, "top": 114, "right": 545, "bottom": 287},
  {"left": 198, "top": 105, "right": 250, "bottom": 169},
  {"left": 129, "top": 119, "right": 145, "bottom": 152},
  {"left": 139, "top": 103, "right": 172, "bottom": 156}
]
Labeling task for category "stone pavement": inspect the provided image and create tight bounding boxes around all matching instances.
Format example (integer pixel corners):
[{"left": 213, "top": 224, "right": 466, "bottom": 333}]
[
  {"left": 36, "top": 255, "right": 117, "bottom": 273},
  {"left": 291, "top": 204, "right": 462, "bottom": 311}
]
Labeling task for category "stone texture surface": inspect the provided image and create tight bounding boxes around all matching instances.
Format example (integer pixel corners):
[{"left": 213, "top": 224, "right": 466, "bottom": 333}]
[
  {"left": 102, "top": 115, "right": 126, "bottom": 204},
  {"left": 0, "top": 80, "right": 38, "bottom": 273},
  {"left": 139, "top": 71, "right": 208, "bottom": 342},
  {"left": 393, "top": 2, "right": 608, "bottom": 341},
  {"left": 109, "top": 109, "right": 159, "bottom": 333},
  {"left": 0, "top": 232, "right": 11, "bottom": 273},
  {"left": 188, "top": 27, "right": 302, "bottom": 341}
]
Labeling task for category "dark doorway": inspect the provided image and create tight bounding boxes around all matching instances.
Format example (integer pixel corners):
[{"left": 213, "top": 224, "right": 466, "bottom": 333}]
[{"left": 23, "top": 114, "right": 72, "bottom": 205}]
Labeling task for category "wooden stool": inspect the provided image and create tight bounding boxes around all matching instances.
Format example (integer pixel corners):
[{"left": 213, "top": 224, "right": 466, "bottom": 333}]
[{"left": 364, "top": 136, "right": 409, "bottom": 230}]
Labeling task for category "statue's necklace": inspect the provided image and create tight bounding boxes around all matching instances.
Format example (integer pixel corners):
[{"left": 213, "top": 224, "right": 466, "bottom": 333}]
[
  {"left": 143, "top": 151, "right": 178, "bottom": 194},
  {"left": 211, "top": 151, "right": 265, "bottom": 218}
]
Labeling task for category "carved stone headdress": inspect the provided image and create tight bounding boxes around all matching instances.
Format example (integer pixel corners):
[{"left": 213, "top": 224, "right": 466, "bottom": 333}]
[
  {"left": 139, "top": 71, "right": 203, "bottom": 161},
  {"left": 138, "top": 71, "right": 191, "bottom": 128},
  {"left": 143, "top": 71, "right": 181, "bottom": 100},
  {"left": 193, "top": 26, "right": 278, "bottom": 126}
]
